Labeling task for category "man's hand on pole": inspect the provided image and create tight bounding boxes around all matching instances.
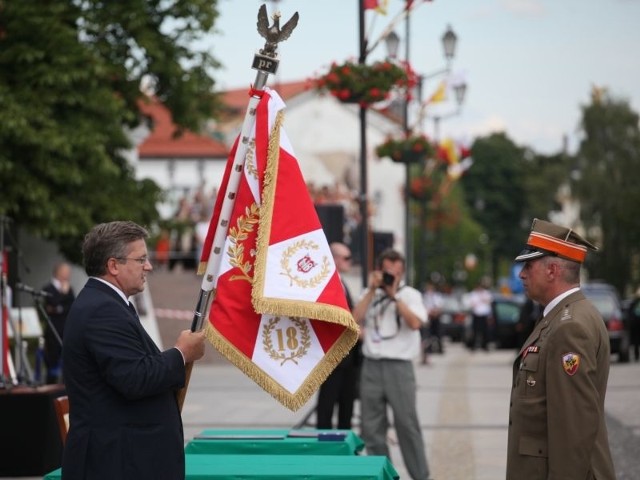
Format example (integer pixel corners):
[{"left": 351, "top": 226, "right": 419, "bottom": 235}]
[{"left": 175, "top": 330, "right": 206, "bottom": 364}]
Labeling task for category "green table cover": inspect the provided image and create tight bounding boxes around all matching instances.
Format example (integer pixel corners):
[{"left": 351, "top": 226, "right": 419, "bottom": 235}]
[
  {"left": 185, "top": 429, "right": 364, "bottom": 456},
  {"left": 43, "top": 454, "right": 398, "bottom": 480},
  {"left": 186, "top": 454, "right": 398, "bottom": 479}
]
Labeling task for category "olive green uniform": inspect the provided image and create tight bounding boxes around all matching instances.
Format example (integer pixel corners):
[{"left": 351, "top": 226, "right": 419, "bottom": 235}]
[{"left": 506, "top": 291, "right": 616, "bottom": 479}]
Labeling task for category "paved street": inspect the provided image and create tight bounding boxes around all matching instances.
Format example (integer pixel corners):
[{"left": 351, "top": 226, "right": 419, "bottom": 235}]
[{"left": 149, "top": 268, "right": 640, "bottom": 479}]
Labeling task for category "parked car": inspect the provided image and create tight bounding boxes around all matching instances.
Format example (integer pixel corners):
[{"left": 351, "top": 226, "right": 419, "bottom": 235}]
[
  {"left": 491, "top": 294, "right": 526, "bottom": 349},
  {"left": 439, "top": 295, "right": 470, "bottom": 342},
  {"left": 582, "top": 282, "right": 629, "bottom": 363}
]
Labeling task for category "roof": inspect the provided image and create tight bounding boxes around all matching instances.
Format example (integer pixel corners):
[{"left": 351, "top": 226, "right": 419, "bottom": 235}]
[
  {"left": 220, "top": 80, "right": 312, "bottom": 115},
  {"left": 137, "top": 98, "right": 228, "bottom": 159}
]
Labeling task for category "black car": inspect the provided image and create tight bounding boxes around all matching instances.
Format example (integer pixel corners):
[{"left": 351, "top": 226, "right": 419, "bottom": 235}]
[
  {"left": 491, "top": 294, "right": 526, "bottom": 349},
  {"left": 582, "top": 282, "right": 629, "bottom": 363}
]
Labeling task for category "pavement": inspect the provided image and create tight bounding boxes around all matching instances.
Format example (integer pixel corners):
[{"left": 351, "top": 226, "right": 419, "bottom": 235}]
[{"left": 10, "top": 266, "right": 640, "bottom": 479}]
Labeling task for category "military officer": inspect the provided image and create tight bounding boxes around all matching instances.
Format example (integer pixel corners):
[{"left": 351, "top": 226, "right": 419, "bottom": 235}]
[{"left": 506, "top": 219, "right": 616, "bottom": 480}]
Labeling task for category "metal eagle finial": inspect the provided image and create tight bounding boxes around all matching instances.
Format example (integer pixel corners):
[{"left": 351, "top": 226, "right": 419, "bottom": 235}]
[{"left": 256, "top": 3, "right": 299, "bottom": 58}]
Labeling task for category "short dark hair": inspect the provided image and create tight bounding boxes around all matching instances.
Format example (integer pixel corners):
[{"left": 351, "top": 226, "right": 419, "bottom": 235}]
[
  {"left": 82, "top": 221, "right": 149, "bottom": 277},
  {"left": 376, "top": 248, "right": 405, "bottom": 268}
]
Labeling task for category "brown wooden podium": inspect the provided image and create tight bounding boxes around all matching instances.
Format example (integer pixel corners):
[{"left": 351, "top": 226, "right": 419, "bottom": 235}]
[{"left": 0, "top": 384, "right": 65, "bottom": 477}]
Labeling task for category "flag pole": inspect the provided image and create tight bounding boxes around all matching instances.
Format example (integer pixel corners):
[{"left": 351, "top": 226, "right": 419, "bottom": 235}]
[{"left": 176, "top": 3, "right": 299, "bottom": 411}]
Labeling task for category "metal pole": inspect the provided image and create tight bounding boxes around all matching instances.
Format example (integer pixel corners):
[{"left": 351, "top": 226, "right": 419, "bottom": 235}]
[
  {"left": 358, "top": 0, "right": 370, "bottom": 288},
  {"left": 403, "top": 1, "right": 413, "bottom": 285}
]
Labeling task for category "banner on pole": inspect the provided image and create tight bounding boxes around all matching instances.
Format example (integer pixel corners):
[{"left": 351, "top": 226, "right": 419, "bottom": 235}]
[{"left": 199, "top": 88, "right": 359, "bottom": 411}]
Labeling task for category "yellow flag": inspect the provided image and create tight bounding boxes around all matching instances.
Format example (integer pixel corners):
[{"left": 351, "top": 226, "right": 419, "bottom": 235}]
[{"left": 427, "top": 80, "right": 447, "bottom": 103}]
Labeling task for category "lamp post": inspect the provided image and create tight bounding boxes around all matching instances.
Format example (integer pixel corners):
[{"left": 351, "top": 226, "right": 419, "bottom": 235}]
[
  {"left": 356, "top": 2, "right": 403, "bottom": 287},
  {"left": 357, "top": 0, "right": 370, "bottom": 288},
  {"left": 387, "top": 15, "right": 463, "bottom": 285}
]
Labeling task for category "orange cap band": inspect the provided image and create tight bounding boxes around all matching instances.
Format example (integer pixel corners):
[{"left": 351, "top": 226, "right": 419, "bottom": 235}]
[{"left": 527, "top": 232, "right": 587, "bottom": 263}]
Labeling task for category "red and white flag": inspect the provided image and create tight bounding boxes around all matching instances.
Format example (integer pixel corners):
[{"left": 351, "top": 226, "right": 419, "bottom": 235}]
[{"left": 199, "top": 88, "right": 359, "bottom": 411}]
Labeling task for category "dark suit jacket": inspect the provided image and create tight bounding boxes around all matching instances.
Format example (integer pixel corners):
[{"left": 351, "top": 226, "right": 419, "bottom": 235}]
[
  {"left": 62, "top": 278, "right": 186, "bottom": 479},
  {"left": 506, "top": 290, "right": 615, "bottom": 480}
]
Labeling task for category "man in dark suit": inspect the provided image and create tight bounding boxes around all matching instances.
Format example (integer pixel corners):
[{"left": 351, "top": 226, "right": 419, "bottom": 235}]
[
  {"left": 62, "top": 221, "right": 206, "bottom": 480},
  {"left": 42, "top": 262, "right": 75, "bottom": 384},
  {"left": 316, "top": 242, "right": 361, "bottom": 429},
  {"left": 507, "top": 219, "right": 615, "bottom": 479}
]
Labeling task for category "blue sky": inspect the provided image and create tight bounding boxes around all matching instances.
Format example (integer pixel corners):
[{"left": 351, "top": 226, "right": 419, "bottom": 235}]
[{"left": 205, "top": 0, "right": 640, "bottom": 154}]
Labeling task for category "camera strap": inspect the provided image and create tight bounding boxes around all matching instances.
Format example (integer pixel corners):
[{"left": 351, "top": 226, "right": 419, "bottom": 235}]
[{"left": 371, "top": 286, "right": 405, "bottom": 340}]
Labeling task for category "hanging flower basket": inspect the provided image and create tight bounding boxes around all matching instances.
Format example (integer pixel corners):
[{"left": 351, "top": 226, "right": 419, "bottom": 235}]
[
  {"left": 375, "top": 133, "right": 434, "bottom": 164},
  {"left": 409, "top": 176, "right": 433, "bottom": 200},
  {"left": 311, "top": 59, "right": 414, "bottom": 106}
]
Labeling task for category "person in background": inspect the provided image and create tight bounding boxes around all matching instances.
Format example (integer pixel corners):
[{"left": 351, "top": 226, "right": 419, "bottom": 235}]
[
  {"left": 467, "top": 276, "right": 493, "bottom": 351},
  {"left": 42, "top": 262, "right": 75, "bottom": 384},
  {"left": 353, "top": 248, "right": 431, "bottom": 480},
  {"left": 62, "top": 221, "right": 206, "bottom": 480},
  {"left": 507, "top": 218, "right": 615, "bottom": 479},
  {"left": 627, "top": 287, "right": 640, "bottom": 362},
  {"left": 316, "top": 242, "right": 361, "bottom": 430},
  {"left": 421, "top": 281, "right": 443, "bottom": 363}
]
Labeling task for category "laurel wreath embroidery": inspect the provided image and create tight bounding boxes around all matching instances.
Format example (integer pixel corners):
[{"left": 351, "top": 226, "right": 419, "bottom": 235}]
[
  {"left": 280, "top": 240, "right": 330, "bottom": 288},
  {"left": 227, "top": 202, "right": 260, "bottom": 282},
  {"left": 245, "top": 139, "right": 258, "bottom": 180},
  {"left": 262, "top": 316, "right": 311, "bottom": 365}
]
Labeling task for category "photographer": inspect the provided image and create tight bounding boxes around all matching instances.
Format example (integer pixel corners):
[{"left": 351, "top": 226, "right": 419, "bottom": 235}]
[{"left": 352, "top": 248, "right": 431, "bottom": 480}]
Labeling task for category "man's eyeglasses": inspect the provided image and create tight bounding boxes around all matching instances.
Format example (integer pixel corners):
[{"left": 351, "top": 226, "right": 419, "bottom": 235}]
[{"left": 116, "top": 256, "right": 150, "bottom": 265}]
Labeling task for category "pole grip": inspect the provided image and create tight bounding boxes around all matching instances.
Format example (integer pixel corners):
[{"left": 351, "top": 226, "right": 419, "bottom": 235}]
[
  {"left": 176, "top": 289, "right": 212, "bottom": 411},
  {"left": 176, "top": 361, "right": 194, "bottom": 412}
]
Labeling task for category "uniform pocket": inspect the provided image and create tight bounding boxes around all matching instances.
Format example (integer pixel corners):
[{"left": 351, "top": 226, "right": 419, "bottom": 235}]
[
  {"left": 519, "top": 435, "right": 547, "bottom": 457},
  {"left": 521, "top": 353, "right": 539, "bottom": 372}
]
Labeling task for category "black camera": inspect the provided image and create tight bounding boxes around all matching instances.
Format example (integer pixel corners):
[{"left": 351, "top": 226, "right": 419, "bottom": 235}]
[{"left": 382, "top": 271, "right": 395, "bottom": 286}]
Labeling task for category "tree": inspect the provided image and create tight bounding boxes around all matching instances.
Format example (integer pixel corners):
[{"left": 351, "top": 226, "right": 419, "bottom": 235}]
[
  {"left": 521, "top": 148, "right": 573, "bottom": 222},
  {"left": 573, "top": 89, "right": 640, "bottom": 294},
  {"left": 460, "top": 133, "right": 528, "bottom": 282},
  {"left": 0, "top": 1, "right": 221, "bottom": 262}
]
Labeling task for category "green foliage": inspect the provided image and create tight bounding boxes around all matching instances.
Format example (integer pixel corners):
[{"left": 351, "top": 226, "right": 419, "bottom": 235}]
[
  {"left": 0, "top": 1, "right": 220, "bottom": 262},
  {"left": 414, "top": 182, "right": 485, "bottom": 289},
  {"left": 573, "top": 92, "right": 640, "bottom": 294},
  {"left": 460, "top": 133, "right": 528, "bottom": 281},
  {"left": 520, "top": 150, "right": 572, "bottom": 221}
]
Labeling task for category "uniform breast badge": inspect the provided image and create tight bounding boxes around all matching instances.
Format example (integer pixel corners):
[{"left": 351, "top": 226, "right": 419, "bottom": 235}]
[{"left": 561, "top": 352, "right": 580, "bottom": 375}]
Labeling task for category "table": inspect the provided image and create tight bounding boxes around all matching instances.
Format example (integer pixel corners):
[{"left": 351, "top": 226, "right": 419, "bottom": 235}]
[
  {"left": 185, "top": 429, "right": 364, "bottom": 456},
  {"left": 0, "top": 384, "right": 65, "bottom": 476},
  {"left": 43, "top": 454, "right": 399, "bottom": 480}
]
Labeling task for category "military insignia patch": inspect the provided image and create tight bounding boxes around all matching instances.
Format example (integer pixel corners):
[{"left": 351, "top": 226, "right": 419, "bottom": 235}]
[{"left": 561, "top": 352, "right": 580, "bottom": 376}]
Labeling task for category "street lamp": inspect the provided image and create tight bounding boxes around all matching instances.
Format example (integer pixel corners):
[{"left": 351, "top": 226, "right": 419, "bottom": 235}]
[
  {"left": 384, "top": 31, "right": 401, "bottom": 59},
  {"left": 442, "top": 25, "right": 458, "bottom": 63}
]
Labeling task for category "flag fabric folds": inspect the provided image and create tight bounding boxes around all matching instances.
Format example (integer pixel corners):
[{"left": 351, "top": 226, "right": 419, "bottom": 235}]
[{"left": 199, "top": 88, "right": 359, "bottom": 411}]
